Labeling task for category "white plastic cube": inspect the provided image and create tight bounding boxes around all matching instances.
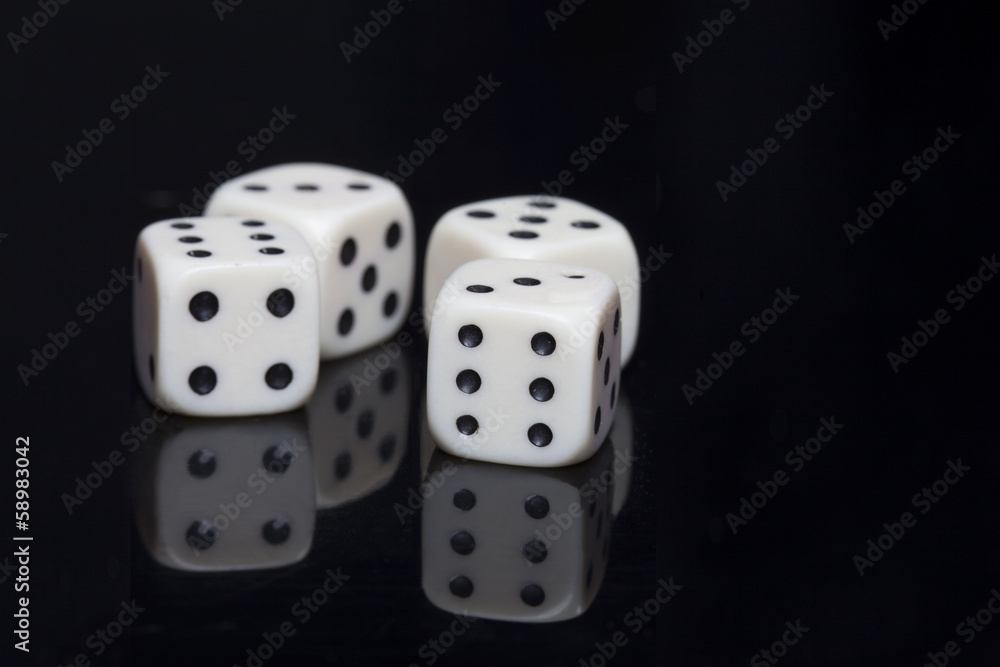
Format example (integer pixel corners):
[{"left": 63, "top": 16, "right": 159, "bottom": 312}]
[
  {"left": 426, "top": 258, "right": 621, "bottom": 467},
  {"left": 204, "top": 162, "right": 414, "bottom": 359},
  {"left": 423, "top": 195, "right": 640, "bottom": 365},
  {"left": 132, "top": 216, "right": 320, "bottom": 417}
]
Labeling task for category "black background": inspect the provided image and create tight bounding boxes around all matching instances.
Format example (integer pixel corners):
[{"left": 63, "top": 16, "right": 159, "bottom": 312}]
[{"left": 2, "top": 0, "right": 999, "bottom": 665}]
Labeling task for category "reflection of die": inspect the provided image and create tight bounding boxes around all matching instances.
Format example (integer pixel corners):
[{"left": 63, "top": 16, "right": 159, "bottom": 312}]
[
  {"left": 131, "top": 413, "right": 315, "bottom": 571},
  {"left": 307, "top": 342, "right": 412, "bottom": 509},
  {"left": 607, "top": 388, "right": 634, "bottom": 519},
  {"left": 132, "top": 216, "right": 320, "bottom": 417},
  {"left": 427, "top": 258, "right": 621, "bottom": 467},
  {"left": 421, "top": 442, "right": 615, "bottom": 622},
  {"left": 205, "top": 163, "right": 414, "bottom": 359},
  {"left": 423, "top": 195, "right": 640, "bottom": 365}
]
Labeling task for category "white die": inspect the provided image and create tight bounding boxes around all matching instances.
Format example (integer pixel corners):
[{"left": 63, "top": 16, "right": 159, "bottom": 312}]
[
  {"left": 131, "top": 413, "right": 316, "bottom": 571},
  {"left": 132, "top": 217, "right": 320, "bottom": 417},
  {"left": 204, "top": 162, "right": 415, "bottom": 360},
  {"left": 307, "top": 344, "right": 411, "bottom": 509},
  {"left": 423, "top": 195, "right": 640, "bottom": 366},
  {"left": 421, "top": 443, "right": 614, "bottom": 622},
  {"left": 426, "top": 258, "right": 621, "bottom": 467}
]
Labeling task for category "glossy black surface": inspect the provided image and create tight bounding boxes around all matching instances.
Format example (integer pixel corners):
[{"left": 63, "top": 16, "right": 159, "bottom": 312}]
[{"left": 2, "top": 1, "right": 999, "bottom": 665}]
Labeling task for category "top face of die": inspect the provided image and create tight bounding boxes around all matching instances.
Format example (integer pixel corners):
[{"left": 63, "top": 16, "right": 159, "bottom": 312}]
[
  {"left": 436, "top": 257, "right": 620, "bottom": 318},
  {"left": 433, "top": 195, "right": 633, "bottom": 257},
  {"left": 137, "top": 215, "right": 316, "bottom": 271},
  {"left": 204, "top": 162, "right": 409, "bottom": 221}
]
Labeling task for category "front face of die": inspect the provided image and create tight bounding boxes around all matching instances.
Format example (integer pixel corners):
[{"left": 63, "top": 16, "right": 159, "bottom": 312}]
[
  {"left": 133, "top": 217, "right": 319, "bottom": 417},
  {"left": 427, "top": 259, "right": 621, "bottom": 467},
  {"left": 423, "top": 195, "right": 640, "bottom": 365},
  {"left": 203, "top": 163, "right": 414, "bottom": 360}
]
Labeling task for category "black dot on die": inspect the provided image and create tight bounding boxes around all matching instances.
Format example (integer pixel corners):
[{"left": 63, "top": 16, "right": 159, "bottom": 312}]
[
  {"left": 295, "top": 183, "right": 319, "bottom": 191},
  {"left": 262, "top": 443, "right": 294, "bottom": 475},
  {"left": 509, "top": 231, "right": 538, "bottom": 239},
  {"left": 571, "top": 221, "right": 600, "bottom": 229},
  {"left": 380, "top": 368, "right": 398, "bottom": 393},
  {"left": 466, "top": 284, "right": 493, "bottom": 293},
  {"left": 179, "top": 236, "right": 202, "bottom": 243},
  {"left": 610, "top": 382, "right": 617, "bottom": 409},
  {"left": 519, "top": 215, "right": 547, "bottom": 223},
  {"left": 453, "top": 489, "right": 476, "bottom": 511},
  {"left": 260, "top": 247, "right": 284, "bottom": 255},
  {"left": 531, "top": 332, "right": 556, "bottom": 356},
  {"left": 449, "top": 575, "right": 473, "bottom": 598},
  {"left": 335, "top": 384, "right": 352, "bottom": 412},
  {"left": 187, "top": 250, "right": 211, "bottom": 258},
  {"left": 265, "top": 363, "right": 293, "bottom": 390},
  {"left": 458, "top": 325, "right": 483, "bottom": 347},
  {"left": 185, "top": 519, "right": 217, "bottom": 551},
  {"left": 450, "top": 530, "right": 476, "bottom": 555},
  {"left": 340, "top": 238, "right": 357, "bottom": 266},
  {"left": 250, "top": 233, "right": 274, "bottom": 241},
  {"left": 529, "top": 200, "right": 556, "bottom": 209},
  {"left": 604, "top": 359, "right": 611, "bottom": 385},
  {"left": 597, "top": 331, "right": 605, "bottom": 361},
  {"left": 614, "top": 308, "right": 620, "bottom": 335},
  {"left": 386, "top": 222, "right": 401, "bottom": 248},
  {"left": 148, "top": 355, "right": 155, "bottom": 381},
  {"left": 529, "top": 378, "right": 554, "bottom": 402},
  {"left": 528, "top": 423, "right": 553, "bottom": 447},
  {"left": 189, "top": 366, "right": 217, "bottom": 395},
  {"left": 522, "top": 539, "right": 548, "bottom": 564},
  {"left": 347, "top": 182, "right": 370, "bottom": 190},
  {"left": 383, "top": 291, "right": 398, "bottom": 317},
  {"left": 594, "top": 407, "right": 602, "bottom": 434},
  {"left": 524, "top": 494, "right": 550, "bottom": 519},
  {"left": 171, "top": 222, "right": 194, "bottom": 229},
  {"left": 466, "top": 210, "right": 495, "bottom": 218},
  {"left": 520, "top": 584, "right": 545, "bottom": 607},
  {"left": 456, "top": 369, "right": 481, "bottom": 394},
  {"left": 242, "top": 220, "right": 266, "bottom": 227},
  {"left": 357, "top": 410, "right": 374, "bottom": 439},
  {"left": 566, "top": 274, "right": 585, "bottom": 279},
  {"left": 514, "top": 277, "right": 540, "bottom": 286},
  {"left": 378, "top": 435, "right": 396, "bottom": 463},
  {"left": 262, "top": 517, "right": 291, "bottom": 544},
  {"left": 456, "top": 415, "right": 478, "bottom": 436},
  {"left": 187, "top": 449, "right": 216, "bottom": 478},
  {"left": 338, "top": 308, "right": 354, "bottom": 335},
  {"left": 361, "top": 265, "right": 377, "bottom": 292},
  {"left": 244, "top": 184, "right": 268, "bottom": 192},
  {"left": 267, "top": 289, "right": 295, "bottom": 317},
  {"left": 334, "top": 452, "right": 352, "bottom": 480}
]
